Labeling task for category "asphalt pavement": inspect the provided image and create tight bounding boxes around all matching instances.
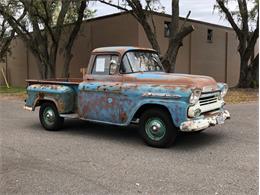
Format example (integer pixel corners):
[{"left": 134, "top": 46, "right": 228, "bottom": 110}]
[{"left": 0, "top": 99, "right": 258, "bottom": 194}]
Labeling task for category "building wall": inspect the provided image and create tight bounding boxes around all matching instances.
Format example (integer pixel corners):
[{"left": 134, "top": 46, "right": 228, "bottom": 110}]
[
  {"left": 2, "top": 13, "right": 138, "bottom": 86},
  {"left": 137, "top": 14, "right": 241, "bottom": 87},
  {"left": 226, "top": 32, "right": 240, "bottom": 86},
  {"left": 138, "top": 15, "right": 190, "bottom": 74},
  {"left": 6, "top": 38, "right": 28, "bottom": 87},
  {"left": 1, "top": 12, "right": 248, "bottom": 87}
]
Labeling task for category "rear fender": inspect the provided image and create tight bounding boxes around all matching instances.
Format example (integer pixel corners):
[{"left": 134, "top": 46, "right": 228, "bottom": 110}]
[{"left": 25, "top": 84, "right": 75, "bottom": 114}]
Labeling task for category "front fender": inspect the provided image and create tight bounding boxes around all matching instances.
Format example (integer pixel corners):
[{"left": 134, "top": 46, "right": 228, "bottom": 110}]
[{"left": 125, "top": 99, "right": 189, "bottom": 127}]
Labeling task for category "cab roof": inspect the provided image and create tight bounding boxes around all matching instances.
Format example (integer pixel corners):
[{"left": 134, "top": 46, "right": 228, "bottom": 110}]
[{"left": 92, "top": 46, "right": 157, "bottom": 56}]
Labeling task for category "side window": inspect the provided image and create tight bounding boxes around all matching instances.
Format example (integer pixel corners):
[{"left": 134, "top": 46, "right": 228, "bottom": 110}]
[
  {"left": 164, "top": 21, "right": 171, "bottom": 38},
  {"left": 92, "top": 55, "right": 119, "bottom": 75},
  {"left": 207, "top": 29, "right": 213, "bottom": 43},
  {"left": 121, "top": 54, "right": 132, "bottom": 73}
]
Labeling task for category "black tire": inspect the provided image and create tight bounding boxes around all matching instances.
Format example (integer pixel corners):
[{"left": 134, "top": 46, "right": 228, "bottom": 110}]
[
  {"left": 139, "top": 108, "right": 177, "bottom": 148},
  {"left": 39, "top": 102, "right": 64, "bottom": 131}
]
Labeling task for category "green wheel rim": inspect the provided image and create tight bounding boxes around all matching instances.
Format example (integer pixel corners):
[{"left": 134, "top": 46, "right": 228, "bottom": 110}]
[
  {"left": 145, "top": 118, "right": 166, "bottom": 141},
  {"left": 43, "top": 107, "right": 56, "bottom": 126}
]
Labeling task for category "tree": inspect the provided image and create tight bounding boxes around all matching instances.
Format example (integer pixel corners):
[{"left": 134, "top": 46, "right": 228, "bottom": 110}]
[
  {"left": 98, "top": 0, "right": 194, "bottom": 72},
  {"left": 0, "top": 19, "right": 15, "bottom": 62},
  {"left": 215, "top": 0, "right": 259, "bottom": 88},
  {"left": 0, "top": 1, "right": 25, "bottom": 62},
  {"left": 0, "top": 0, "right": 94, "bottom": 79}
]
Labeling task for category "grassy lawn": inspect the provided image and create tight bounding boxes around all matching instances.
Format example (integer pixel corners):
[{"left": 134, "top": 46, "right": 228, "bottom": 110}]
[
  {"left": 0, "top": 86, "right": 26, "bottom": 99},
  {"left": 0, "top": 86, "right": 26, "bottom": 93},
  {"left": 224, "top": 88, "right": 258, "bottom": 104}
]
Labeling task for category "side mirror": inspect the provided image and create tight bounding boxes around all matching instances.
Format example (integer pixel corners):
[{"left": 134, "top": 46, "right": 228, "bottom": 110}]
[{"left": 109, "top": 60, "right": 118, "bottom": 75}]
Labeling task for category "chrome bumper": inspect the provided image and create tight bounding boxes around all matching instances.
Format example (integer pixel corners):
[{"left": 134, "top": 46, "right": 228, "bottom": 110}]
[
  {"left": 179, "top": 110, "right": 230, "bottom": 132},
  {"left": 23, "top": 106, "right": 33, "bottom": 111}
]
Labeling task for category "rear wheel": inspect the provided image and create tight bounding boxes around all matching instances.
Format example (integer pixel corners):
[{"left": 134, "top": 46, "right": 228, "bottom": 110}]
[
  {"left": 39, "top": 102, "right": 64, "bottom": 131},
  {"left": 139, "top": 108, "right": 177, "bottom": 148}
]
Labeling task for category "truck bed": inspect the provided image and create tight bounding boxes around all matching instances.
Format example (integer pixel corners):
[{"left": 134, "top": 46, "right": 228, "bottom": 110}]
[{"left": 26, "top": 78, "right": 83, "bottom": 85}]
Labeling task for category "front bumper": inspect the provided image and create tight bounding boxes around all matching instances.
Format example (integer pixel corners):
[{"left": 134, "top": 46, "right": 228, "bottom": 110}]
[{"left": 179, "top": 110, "right": 230, "bottom": 132}]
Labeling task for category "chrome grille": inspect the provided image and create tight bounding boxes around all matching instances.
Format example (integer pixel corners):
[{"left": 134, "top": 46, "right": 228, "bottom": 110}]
[{"left": 199, "top": 91, "right": 220, "bottom": 106}]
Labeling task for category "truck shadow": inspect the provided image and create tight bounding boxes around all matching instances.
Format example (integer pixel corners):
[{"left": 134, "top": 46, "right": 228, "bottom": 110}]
[
  {"left": 62, "top": 119, "right": 142, "bottom": 145},
  {"left": 58, "top": 119, "right": 224, "bottom": 150},
  {"left": 173, "top": 131, "right": 225, "bottom": 150}
]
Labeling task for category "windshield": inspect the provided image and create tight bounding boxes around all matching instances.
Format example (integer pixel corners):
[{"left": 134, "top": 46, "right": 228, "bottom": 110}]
[{"left": 121, "top": 51, "right": 164, "bottom": 73}]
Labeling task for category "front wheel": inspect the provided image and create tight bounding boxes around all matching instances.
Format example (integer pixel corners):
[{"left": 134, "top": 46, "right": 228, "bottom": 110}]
[
  {"left": 39, "top": 102, "right": 64, "bottom": 131},
  {"left": 139, "top": 108, "right": 177, "bottom": 148}
]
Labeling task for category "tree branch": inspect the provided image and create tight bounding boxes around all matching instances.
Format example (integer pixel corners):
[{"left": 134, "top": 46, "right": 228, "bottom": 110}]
[
  {"left": 98, "top": 0, "right": 129, "bottom": 12},
  {"left": 238, "top": 0, "right": 249, "bottom": 33},
  {"left": 0, "top": 4, "right": 31, "bottom": 39},
  {"left": 62, "top": 0, "right": 87, "bottom": 77},
  {"left": 176, "top": 25, "right": 194, "bottom": 41},
  {"left": 243, "top": 17, "right": 259, "bottom": 60},
  {"left": 216, "top": 0, "right": 242, "bottom": 38}
]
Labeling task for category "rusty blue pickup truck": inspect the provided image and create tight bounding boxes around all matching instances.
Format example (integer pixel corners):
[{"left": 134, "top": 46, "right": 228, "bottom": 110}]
[{"left": 24, "top": 46, "right": 230, "bottom": 148}]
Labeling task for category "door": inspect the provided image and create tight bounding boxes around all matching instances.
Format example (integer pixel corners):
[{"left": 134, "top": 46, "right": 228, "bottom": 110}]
[{"left": 78, "top": 54, "right": 122, "bottom": 124}]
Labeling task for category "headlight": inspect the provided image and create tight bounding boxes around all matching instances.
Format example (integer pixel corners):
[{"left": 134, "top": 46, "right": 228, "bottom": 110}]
[
  {"left": 189, "top": 88, "right": 201, "bottom": 104},
  {"left": 220, "top": 84, "right": 228, "bottom": 98}
]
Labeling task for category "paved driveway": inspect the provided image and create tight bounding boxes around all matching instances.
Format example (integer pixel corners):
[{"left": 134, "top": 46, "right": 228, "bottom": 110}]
[{"left": 0, "top": 100, "right": 258, "bottom": 194}]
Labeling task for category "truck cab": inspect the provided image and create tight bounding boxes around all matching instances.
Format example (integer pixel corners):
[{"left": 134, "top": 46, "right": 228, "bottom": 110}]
[{"left": 24, "top": 46, "right": 230, "bottom": 148}]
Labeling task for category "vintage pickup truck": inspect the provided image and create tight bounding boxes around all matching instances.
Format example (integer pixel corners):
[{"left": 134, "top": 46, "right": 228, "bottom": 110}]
[{"left": 24, "top": 46, "right": 230, "bottom": 148}]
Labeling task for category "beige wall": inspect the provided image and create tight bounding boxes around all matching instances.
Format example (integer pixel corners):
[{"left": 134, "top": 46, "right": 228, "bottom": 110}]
[
  {"left": 226, "top": 32, "right": 240, "bottom": 86},
  {"left": 6, "top": 38, "right": 28, "bottom": 87},
  {"left": 138, "top": 15, "right": 190, "bottom": 73},
  {"left": 91, "top": 13, "right": 138, "bottom": 48},
  {"left": 137, "top": 14, "right": 241, "bottom": 87},
  {"left": 3, "top": 13, "right": 139, "bottom": 86},
  {"left": 2, "top": 12, "right": 246, "bottom": 87},
  {"left": 190, "top": 22, "right": 226, "bottom": 82}
]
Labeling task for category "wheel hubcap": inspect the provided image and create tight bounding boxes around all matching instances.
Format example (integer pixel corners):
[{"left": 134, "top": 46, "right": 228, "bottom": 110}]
[
  {"left": 43, "top": 108, "right": 55, "bottom": 126},
  {"left": 145, "top": 118, "right": 166, "bottom": 141}
]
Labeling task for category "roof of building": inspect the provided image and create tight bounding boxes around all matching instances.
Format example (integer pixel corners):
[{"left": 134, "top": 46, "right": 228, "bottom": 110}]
[{"left": 86, "top": 11, "right": 233, "bottom": 31}]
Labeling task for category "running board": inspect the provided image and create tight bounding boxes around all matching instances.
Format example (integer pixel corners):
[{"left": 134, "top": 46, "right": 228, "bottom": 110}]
[
  {"left": 60, "top": 113, "right": 139, "bottom": 124},
  {"left": 60, "top": 113, "right": 79, "bottom": 119}
]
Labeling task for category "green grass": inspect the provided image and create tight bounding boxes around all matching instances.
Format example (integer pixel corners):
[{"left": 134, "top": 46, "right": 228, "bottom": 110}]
[{"left": 0, "top": 86, "right": 26, "bottom": 94}]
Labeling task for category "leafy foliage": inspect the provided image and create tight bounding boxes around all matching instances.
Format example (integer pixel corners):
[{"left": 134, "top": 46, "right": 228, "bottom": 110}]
[{"left": 0, "top": 0, "right": 95, "bottom": 78}]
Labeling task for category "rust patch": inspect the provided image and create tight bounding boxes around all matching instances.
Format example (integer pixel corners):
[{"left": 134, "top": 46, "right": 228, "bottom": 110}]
[
  {"left": 120, "top": 112, "right": 128, "bottom": 122},
  {"left": 38, "top": 92, "right": 44, "bottom": 99}
]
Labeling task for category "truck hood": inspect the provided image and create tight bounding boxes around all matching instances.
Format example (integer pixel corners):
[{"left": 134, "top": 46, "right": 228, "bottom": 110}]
[{"left": 127, "top": 72, "right": 218, "bottom": 91}]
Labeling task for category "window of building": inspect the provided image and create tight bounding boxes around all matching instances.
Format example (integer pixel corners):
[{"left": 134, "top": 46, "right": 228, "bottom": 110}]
[
  {"left": 92, "top": 55, "right": 119, "bottom": 75},
  {"left": 164, "top": 21, "right": 171, "bottom": 38},
  {"left": 207, "top": 29, "right": 213, "bottom": 42}
]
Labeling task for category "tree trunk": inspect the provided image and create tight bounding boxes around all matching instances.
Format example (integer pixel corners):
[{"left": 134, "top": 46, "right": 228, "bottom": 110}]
[
  {"left": 238, "top": 55, "right": 259, "bottom": 88},
  {"left": 251, "top": 54, "right": 259, "bottom": 86},
  {"left": 140, "top": 19, "right": 161, "bottom": 53},
  {"left": 161, "top": 49, "right": 178, "bottom": 73},
  {"left": 62, "top": 52, "right": 73, "bottom": 78},
  {"left": 243, "top": 54, "right": 259, "bottom": 88},
  {"left": 238, "top": 58, "right": 250, "bottom": 88},
  {"left": 61, "top": 0, "right": 87, "bottom": 78},
  {"left": 162, "top": 39, "right": 182, "bottom": 73}
]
